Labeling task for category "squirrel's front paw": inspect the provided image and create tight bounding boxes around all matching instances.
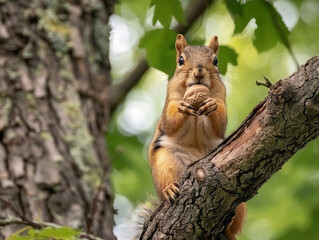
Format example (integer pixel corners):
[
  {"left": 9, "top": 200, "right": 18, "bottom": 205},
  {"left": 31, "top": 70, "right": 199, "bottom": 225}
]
[
  {"left": 197, "top": 98, "right": 218, "bottom": 116},
  {"left": 163, "top": 182, "right": 180, "bottom": 203},
  {"left": 178, "top": 101, "right": 197, "bottom": 116}
]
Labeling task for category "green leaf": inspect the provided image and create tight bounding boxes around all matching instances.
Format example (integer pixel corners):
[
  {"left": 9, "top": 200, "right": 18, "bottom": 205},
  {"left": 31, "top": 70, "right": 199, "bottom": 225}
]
[
  {"left": 226, "top": 0, "right": 290, "bottom": 52},
  {"left": 39, "top": 227, "right": 80, "bottom": 239},
  {"left": 6, "top": 227, "right": 34, "bottom": 240},
  {"left": 150, "top": 0, "right": 185, "bottom": 28},
  {"left": 6, "top": 236, "right": 35, "bottom": 240},
  {"left": 253, "top": 0, "right": 290, "bottom": 52},
  {"left": 140, "top": 28, "right": 176, "bottom": 77},
  {"left": 7, "top": 227, "right": 81, "bottom": 240},
  {"left": 232, "top": 2, "right": 251, "bottom": 35},
  {"left": 218, "top": 45, "right": 238, "bottom": 75},
  {"left": 224, "top": 0, "right": 242, "bottom": 20}
]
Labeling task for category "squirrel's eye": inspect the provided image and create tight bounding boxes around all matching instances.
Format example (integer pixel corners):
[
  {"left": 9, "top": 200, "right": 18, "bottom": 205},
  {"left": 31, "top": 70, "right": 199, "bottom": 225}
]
[
  {"left": 178, "top": 56, "right": 184, "bottom": 66},
  {"left": 213, "top": 56, "right": 218, "bottom": 66}
]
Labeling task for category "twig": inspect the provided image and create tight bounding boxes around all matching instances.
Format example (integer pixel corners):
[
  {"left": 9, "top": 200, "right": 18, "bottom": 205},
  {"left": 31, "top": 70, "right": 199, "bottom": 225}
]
[
  {"left": 0, "top": 216, "right": 56, "bottom": 228},
  {"left": 256, "top": 75, "right": 272, "bottom": 88},
  {"left": 0, "top": 197, "right": 42, "bottom": 229},
  {"left": 110, "top": 0, "right": 216, "bottom": 112}
]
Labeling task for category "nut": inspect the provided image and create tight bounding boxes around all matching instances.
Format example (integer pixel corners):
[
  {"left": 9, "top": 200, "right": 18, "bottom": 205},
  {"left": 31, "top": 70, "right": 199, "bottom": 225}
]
[{"left": 183, "top": 85, "right": 210, "bottom": 110}]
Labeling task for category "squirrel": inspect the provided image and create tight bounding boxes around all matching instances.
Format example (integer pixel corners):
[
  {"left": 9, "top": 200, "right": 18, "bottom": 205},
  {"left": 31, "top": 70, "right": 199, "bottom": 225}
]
[{"left": 148, "top": 34, "right": 246, "bottom": 240}]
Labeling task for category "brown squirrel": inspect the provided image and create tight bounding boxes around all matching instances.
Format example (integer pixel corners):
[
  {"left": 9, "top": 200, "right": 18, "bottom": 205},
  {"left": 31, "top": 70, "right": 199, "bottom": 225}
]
[{"left": 148, "top": 34, "right": 246, "bottom": 239}]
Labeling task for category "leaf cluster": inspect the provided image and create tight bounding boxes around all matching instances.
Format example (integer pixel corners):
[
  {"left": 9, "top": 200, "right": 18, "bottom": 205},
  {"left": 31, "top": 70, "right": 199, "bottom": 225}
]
[{"left": 140, "top": 0, "right": 292, "bottom": 76}]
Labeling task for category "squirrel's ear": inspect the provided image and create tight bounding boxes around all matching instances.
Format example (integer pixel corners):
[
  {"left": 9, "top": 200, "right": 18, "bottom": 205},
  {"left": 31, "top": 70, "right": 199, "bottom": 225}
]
[
  {"left": 209, "top": 36, "right": 219, "bottom": 55},
  {"left": 175, "top": 34, "right": 187, "bottom": 57}
]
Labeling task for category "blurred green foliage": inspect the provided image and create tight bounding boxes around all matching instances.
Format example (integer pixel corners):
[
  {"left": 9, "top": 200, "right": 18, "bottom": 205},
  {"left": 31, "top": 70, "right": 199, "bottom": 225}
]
[
  {"left": 7, "top": 227, "right": 80, "bottom": 240},
  {"left": 108, "top": 0, "right": 319, "bottom": 239},
  {"left": 140, "top": 29, "right": 177, "bottom": 77},
  {"left": 107, "top": 128, "right": 156, "bottom": 201}
]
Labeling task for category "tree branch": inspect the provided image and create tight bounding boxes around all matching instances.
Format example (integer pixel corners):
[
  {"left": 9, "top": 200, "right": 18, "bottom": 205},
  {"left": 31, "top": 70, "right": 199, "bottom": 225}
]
[
  {"left": 110, "top": 0, "right": 215, "bottom": 112},
  {"left": 139, "top": 55, "right": 319, "bottom": 239}
]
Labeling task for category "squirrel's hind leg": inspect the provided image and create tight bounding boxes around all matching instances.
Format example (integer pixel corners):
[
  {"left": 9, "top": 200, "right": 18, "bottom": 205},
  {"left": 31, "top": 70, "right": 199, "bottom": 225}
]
[{"left": 151, "top": 148, "right": 181, "bottom": 202}]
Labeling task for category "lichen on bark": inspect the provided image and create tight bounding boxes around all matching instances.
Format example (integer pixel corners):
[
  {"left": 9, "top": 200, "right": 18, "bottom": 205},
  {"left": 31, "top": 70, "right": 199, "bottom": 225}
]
[{"left": 0, "top": 0, "right": 116, "bottom": 239}]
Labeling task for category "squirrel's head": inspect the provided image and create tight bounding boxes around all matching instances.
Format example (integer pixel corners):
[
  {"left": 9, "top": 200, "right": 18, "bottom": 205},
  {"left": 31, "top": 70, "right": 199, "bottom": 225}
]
[{"left": 174, "top": 34, "right": 220, "bottom": 89}]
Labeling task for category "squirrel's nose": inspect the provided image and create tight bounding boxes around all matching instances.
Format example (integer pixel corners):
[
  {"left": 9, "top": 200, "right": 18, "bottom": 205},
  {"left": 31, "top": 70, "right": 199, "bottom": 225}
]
[{"left": 194, "top": 67, "right": 206, "bottom": 79}]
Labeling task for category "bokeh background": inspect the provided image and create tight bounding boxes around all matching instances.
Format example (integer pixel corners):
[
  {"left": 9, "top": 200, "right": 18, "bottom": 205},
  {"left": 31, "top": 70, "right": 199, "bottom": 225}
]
[{"left": 107, "top": 0, "right": 319, "bottom": 239}]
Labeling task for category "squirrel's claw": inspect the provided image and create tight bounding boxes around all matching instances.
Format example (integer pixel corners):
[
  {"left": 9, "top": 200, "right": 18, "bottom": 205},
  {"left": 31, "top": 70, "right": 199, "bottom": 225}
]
[
  {"left": 163, "top": 182, "right": 180, "bottom": 203},
  {"left": 178, "top": 101, "right": 197, "bottom": 116},
  {"left": 198, "top": 97, "right": 218, "bottom": 116}
]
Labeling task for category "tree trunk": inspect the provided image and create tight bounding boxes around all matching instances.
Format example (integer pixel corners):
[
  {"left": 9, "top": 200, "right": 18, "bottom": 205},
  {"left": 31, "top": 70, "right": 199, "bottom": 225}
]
[
  {"left": 0, "top": 1, "right": 116, "bottom": 239},
  {"left": 139, "top": 55, "right": 319, "bottom": 239}
]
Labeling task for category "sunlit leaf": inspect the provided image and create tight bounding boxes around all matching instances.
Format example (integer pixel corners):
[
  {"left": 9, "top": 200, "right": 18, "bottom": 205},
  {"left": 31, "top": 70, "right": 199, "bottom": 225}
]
[
  {"left": 253, "top": 0, "right": 290, "bottom": 52},
  {"left": 6, "top": 236, "right": 34, "bottom": 240},
  {"left": 6, "top": 227, "right": 33, "bottom": 240},
  {"left": 150, "top": 0, "right": 185, "bottom": 28},
  {"left": 7, "top": 227, "right": 81, "bottom": 240},
  {"left": 39, "top": 227, "right": 80, "bottom": 239},
  {"left": 225, "top": 0, "right": 290, "bottom": 52}
]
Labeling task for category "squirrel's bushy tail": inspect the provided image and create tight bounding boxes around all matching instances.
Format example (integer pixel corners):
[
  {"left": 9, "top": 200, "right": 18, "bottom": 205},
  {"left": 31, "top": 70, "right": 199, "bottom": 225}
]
[
  {"left": 130, "top": 203, "right": 153, "bottom": 239},
  {"left": 131, "top": 196, "right": 158, "bottom": 240},
  {"left": 115, "top": 196, "right": 157, "bottom": 240}
]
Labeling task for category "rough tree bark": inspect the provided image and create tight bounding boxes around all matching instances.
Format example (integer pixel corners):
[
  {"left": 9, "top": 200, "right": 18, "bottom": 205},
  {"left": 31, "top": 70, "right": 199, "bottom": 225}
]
[
  {"left": 139, "top": 55, "right": 319, "bottom": 239},
  {"left": 0, "top": 1, "right": 116, "bottom": 239}
]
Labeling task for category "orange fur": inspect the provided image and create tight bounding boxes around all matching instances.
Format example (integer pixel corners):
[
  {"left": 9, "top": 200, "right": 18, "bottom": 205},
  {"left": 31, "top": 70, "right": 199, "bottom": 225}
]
[
  {"left": 208, "top": 98, "right": 227, "bottom": 137},
  {"left": 225, "top": 203, "right": 247, "bottom": 240},
  {"left": 150, "top": 148, "right": 179, "bottom": 200},
  {"left": 165, "top": 100, "right": 187, "bottom": 135},
  {"left": 148, "top": 34, "right": 246, "bottom": 239}
]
